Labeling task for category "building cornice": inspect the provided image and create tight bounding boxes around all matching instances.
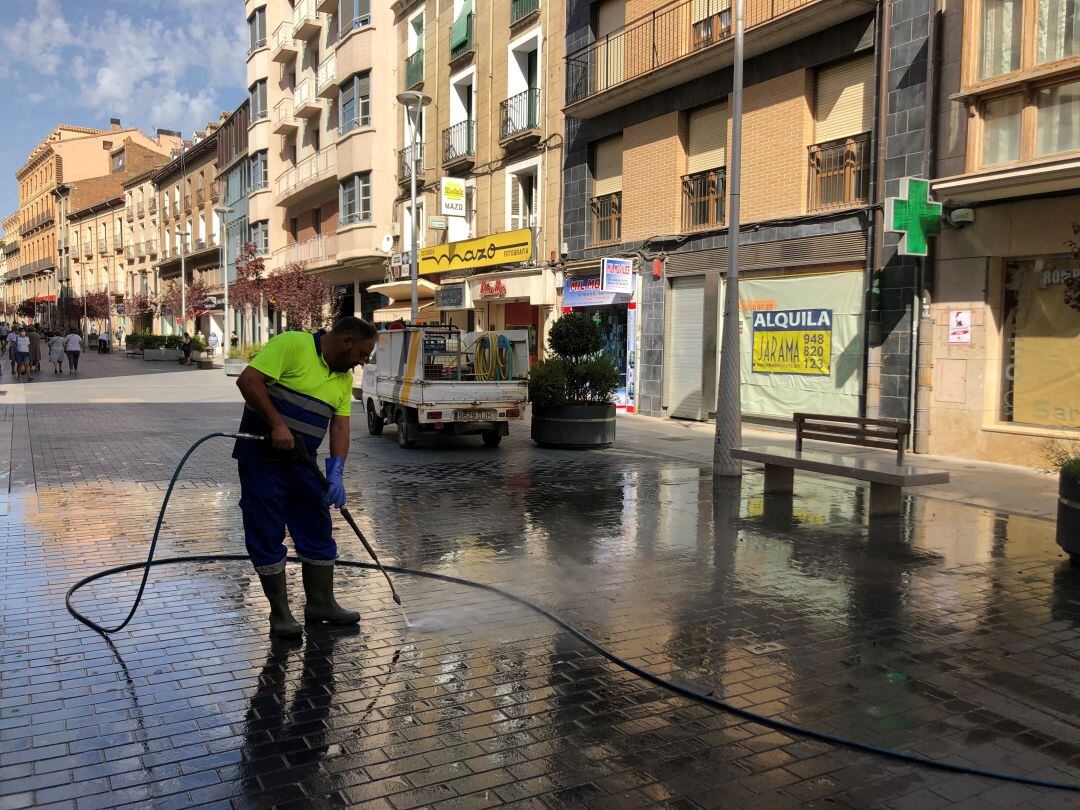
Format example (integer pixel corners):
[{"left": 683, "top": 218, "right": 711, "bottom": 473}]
[
  {"left": 151, "top": 130, "right": 220, "bottom": 186},
  {"left": 68, "top": 196, "right": 124, "bottom": 221}
]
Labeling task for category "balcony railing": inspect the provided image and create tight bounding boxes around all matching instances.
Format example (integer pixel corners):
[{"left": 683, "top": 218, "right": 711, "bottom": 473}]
[
  {"left": 275, "top": 234, "right": 338, "bottom": 269},
  {"left": 97, "top": 239, "right": 109, "bottom": 254},
  {"left": 196, "top": 188, "right": 205, "bottom": 206},
  {"left": 510, "top": 0, "right": 540, "bottom": 25},
  {"left": 145, "top": 240, "right": 159, "bottom": 256},
  {"left": 682, "top": 168, "right": 726, "bottom": 231},
  {"left": 136, "top": 202, "right": 145, "bottom": 217},
  {"left": 316, "top": 52, "right": 337, "bottom": 97},
  {"left": 566, "top": 0, "right": 816, "bottom": 105},
  {"left": 248, "top": 36, "right": 267, "bottom": 56},
  {"left": 136, "top": 243, "right": 147, "bottom": 258},
  {"left": 82, "top": 242, "right": 93, "bottom": 258},
  {"left": 293, "top": 78, "right": 322, "bottom": 117},
  {"left": 590, "top": 191, "right": 622, "bottom": 245},
  {"left": 499, "top": 88, "right": 541, "bottom": 143},
  {"left": 405, "top": 49, "right": 424, "bottom": 89},
  {"left": 397, "top": 143, "right": 424, "bottom": 182},
  {"left": 125, "top": 208, "right": 134, "bottom": 222},
  {"left": 442, "top": 121, "right": 476, "bottom": 166},
  {"left": 183, "top": 195, "right": 192, "bottom": 212},
  {"left": 292, "top": 0, "right": 321, "bottom": 39},
  {"left": 807, "top": 133, "right": 871, "bottom": 212},
  {"left": 450, "top": 12, "right": 475, "bottom": 61},
  {"left": 275, "top": 144, "right": 337, "bottom": 202},
  {"left": 18, "top": 211, "right": 54, "bottom": 236},
  {"left": 172, "top": 200, "right": 180, "bottom": 216},
  {"left": 17, "top": 258, "right": 55, "bottom": 276},
  {"left": 149, "top": 198, "right": 158, "bottom": 214},
  {"left": 272, "top": 21, "right": 300, "bottom": 62}
]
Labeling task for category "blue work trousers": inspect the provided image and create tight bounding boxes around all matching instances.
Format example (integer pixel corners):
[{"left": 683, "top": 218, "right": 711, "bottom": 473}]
[{"left": 238, "top": 461, "right": 336, "bottom": 575}]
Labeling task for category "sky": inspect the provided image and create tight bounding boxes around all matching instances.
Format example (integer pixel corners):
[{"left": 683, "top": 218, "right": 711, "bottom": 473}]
[{"left": 0, "top": 0, "right": 247, "bottom": 216}]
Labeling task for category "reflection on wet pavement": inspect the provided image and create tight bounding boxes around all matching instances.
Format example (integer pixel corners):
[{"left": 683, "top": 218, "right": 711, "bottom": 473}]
[{"left": 2, "top": 402, "right": 1079, "bottom": 808}]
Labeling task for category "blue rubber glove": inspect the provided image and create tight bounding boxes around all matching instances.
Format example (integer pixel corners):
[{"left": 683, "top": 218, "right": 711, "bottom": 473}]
[{"left": 324, "top": 456, "right": 346, "bottom": 509}]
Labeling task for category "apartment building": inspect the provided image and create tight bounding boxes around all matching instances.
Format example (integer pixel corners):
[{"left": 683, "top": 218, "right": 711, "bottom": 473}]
[
  {"left": 1, "top": 214, "right": 18, "bottom": 315},
  {"left": 388, "top": 0, "right": 563, "bottom": 360},
  {"left": 925, "top": 0, "right": 1080, "bottom": 466},
  {"left": 150, "top": 120, "right": 226, "bottom": 337},
  {"left": 122, "top": 164, "right": 167, "bottom": 333},
  {"left": 11, "top": 121, "right": 179, "bottom": 324},
  {"left": 215, "top": 101, "right": 253, "bottom": 347},
  {"left": 247, "top": 0, "right": 397, "bottom": 325},
  {"left": 58, "top": 138, "right": 178, "bottom": 335}
]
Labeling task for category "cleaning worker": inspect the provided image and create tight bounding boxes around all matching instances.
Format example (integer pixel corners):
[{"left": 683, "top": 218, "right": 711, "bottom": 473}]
[{"left": 234, "top": 316, "right": 378, "bottom": 638}]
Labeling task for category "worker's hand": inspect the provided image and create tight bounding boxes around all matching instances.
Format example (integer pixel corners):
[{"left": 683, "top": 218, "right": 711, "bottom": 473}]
[
  {"left": 270, "top": 423, "right": 295, "bottom": 451},
  {"left": 323, "top": 456, "right": 346, "bottom": 509}
]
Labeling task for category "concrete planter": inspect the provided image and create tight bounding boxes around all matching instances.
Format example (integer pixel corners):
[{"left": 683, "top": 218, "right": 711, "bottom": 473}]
[
  {"left": 162, "top": 348, "right": 181, "bottom": 361},
  {"left": 143, "top": 348, "right": 165, "bottom": 361},
  {"left": 224, "top": 358, "right": 248, "bottom": 377},
  {"left": 532, "top": 403, "right": 616, "bottom": 449},
  {"left": 1057, "top": 472, "right": 1080, "bottom": 566}
]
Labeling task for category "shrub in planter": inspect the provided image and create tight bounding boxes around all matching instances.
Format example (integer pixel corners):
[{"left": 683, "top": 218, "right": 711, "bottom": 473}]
[
  {"left": 224, "top": 343, "right": 263, "bottom": 376},
  {"left": 1048, "top": 440, "right": 1080, "bottom": 565},
  {"left": 529, "top": 314, "right": 619, "bottom": 448}
]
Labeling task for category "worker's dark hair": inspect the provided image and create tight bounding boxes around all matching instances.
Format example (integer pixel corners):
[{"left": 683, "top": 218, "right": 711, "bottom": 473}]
[{"left": 331, "top": 316, "right": 377, "bottom": 341}]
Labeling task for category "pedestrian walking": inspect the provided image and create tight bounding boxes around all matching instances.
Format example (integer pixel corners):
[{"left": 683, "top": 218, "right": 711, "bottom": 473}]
[
  {"left": 180, "top": 332, "right": 193, "bottom": 366},
  {"left": 97, "top": 331, "right": 108, "bottom": 354},
  {"left": 64, "top": 328, "right": 83, "bottom": 374},
  {"left": 5, "top": 328, "right": 17, "bottom": 376},
  {"left": 14, "top": 329, "right": 32, "bottom": 381},
  {"left": 48, "top": 332, "right": 66, "bottom": 374},
  {"left": 208, "top": 331, "right": 220, "bottom": 357},
  {"left": 28, "top": 326, "right": 44, "bottom": 373}
]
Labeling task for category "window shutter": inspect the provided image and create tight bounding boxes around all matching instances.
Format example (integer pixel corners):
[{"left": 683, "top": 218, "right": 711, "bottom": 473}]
[
  {"left": 357, "top": 72, "right": 370, "bottom": 98},
  {"left": 593, "top": 136, "right": 623, "bottom": 196},
  {"left": 814, "top": 54, "right": 875, "bottom": 143},
  {"left": 687, "top": 103, "right": 728, "bottom": 174},
  {"left": 691, "top": 0, "right": 730, "bottom": 24},
  {"left": 509, "top": 176, "right": 524, "bottom": 230}
]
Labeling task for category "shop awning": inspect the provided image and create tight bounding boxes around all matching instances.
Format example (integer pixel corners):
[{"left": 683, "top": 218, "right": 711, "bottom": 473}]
[
  {"left": 367, "top": 279, "right": 439, "bottom": 301},
  {"left": 373, "top": 301, "right": 438, "bottom": 323}
]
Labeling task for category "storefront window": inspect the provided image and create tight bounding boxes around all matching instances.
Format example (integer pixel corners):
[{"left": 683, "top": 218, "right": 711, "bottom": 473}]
[{"left": 1000, "top": 257, "right": 1080, "bottom": 428}]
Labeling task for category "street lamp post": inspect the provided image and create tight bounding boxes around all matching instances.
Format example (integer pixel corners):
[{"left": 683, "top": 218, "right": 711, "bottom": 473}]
[
  {"left": 396, "top": 91, "right": 432, "bottom": 322},
  {"left": 178, "top": 225, "right": 187, "bottom": 336},
  {"left": 213, "top": 204, "right": 235, "bottom": 358}
]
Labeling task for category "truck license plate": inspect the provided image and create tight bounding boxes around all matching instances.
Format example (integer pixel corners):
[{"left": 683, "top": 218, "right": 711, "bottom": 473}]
[{"left": 455, "top": 409, "right": 497, "bottom": 422}]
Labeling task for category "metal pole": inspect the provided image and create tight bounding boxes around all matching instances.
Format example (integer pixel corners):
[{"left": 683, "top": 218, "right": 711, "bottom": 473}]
[
  {"left": 713, "top": 0, "right": 745, "bottom": 478},
  {"left": 221, "top": 219, "right": 229, "bottom": 358},
  {"left": 179, "top": 227, "right": 187, "bottom": 336},
  {"left": 409, "top": 104, "right": 420, "bottom": 322}
]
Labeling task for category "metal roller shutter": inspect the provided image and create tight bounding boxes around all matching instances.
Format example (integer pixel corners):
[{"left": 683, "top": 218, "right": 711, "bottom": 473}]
[
  {"left": 814, "top": 54, "right": 874, "bottom": 143},
  {"left": 687, "top": 103, "right": 728, "bottom": 174},
  {"left": 666, "top": 275, "right": 706, "bottom": 420},
  {"left": 593, "top": 136, "right": 623, "bottom": 196}
]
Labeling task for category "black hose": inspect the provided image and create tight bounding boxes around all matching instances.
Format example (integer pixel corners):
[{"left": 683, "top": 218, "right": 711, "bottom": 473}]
[{"left": 63, "top": 435, "right": 1080, "bottom": 793}]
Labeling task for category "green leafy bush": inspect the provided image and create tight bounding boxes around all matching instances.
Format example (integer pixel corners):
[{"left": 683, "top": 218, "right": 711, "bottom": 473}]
[
  {"left": 527, "top": 358, "right": 568, "bottom": 408},
  {"left": 528, "top": 314, "right": 618, "bottom": 407},
  {"left": 141, "top": 334, "right": 165, "bottom": 350},
  {"left": 163, "top": 335, "right": 182, "bottom": 350},
  {"left": 189, "top": 335, "right": 207, "bottom": 351},
  {"left": 1048, "top": 440, "right": 1080, "bottom": 484}
]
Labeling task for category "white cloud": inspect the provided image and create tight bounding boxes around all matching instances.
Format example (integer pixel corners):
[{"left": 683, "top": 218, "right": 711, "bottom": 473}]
[{"left": 2, "top": 0, "right": 245, "bottom": 134}]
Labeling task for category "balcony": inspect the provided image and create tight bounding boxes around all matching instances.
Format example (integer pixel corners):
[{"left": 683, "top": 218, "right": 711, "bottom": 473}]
[
  {"left": 183, "top": 195, "right": 192, "bottom": 213},
  {"left": 196, "top": 188, "right": 205, "bottom": 207},
  {"left": 274, "top": 234, "right": 338, "bottom": 270},
  {"left": 136, "top": 201, "right": 145, "bottom": 217},
  {"left": 18, "top": 211, "right": 54, "bottom": 236},
  {"left": 125, "top": 208, "right": 134, "bottom": 222},
  {"left": 316, "top": 0, "right": 337, "bottom": 12},
  {"left": 565, "top": 0, "right": 868, "bottom": 118},
  {"left": 449, "top": 12, "right": 475, "bottom": 63},
  {"left": 316, "top": 53, "right": 338, "bottom": 98},
  {"left": 292, "top": 0, "right": 321, "bottom": 40},
  {"left": 499, "top": 88, "right": 541, "bottom": 148},
  {"left": 293, "top": 78, "right": 324, "bottom": 118},
  {"left": 273, "top": 98, "right": 298, "bottom": 135},
  {"left": 113, "top": 238, "right": 124, "bottom": 253},
  {"left": 405, "top": 49, "right": 424, "bottom": 90},
  {"left": 172, "top": 200, "right": 180, "bottom": 217},
  {"left": 397, "top": 144, "right": 425, "bottom": 185},
  {"left": 136, "top": 243, "right": 146, "bottom": 258},
  {"left": 807, "top": 134, "right": 871, "bottom": 212},
  {"left": 149, "top": 198, "right": 158, "bottom": 214},
  {"left": 682, "top": 168, "right": 726, "bottom": 231},
  {"left": 125, "top": 243, "right": 139, "bottom": 259},
  {"left": 275, "top": 144, "right": 337, "bottom": 204},
  {"left": 442, "top": 121, "right": 476, "bottom": 168},
  {"left": 510, "top": 0, "right": 540, "bottom": 26},
  {"left": 272, "top": 21, "right": 300, "bottom": 63},
  {"left": 82, "top": 242, "right": 93, "bottom": 258},
  {"left": 590, "top": 191, "right": 622, "bottom": 246},
  {"left": 145, "top": 240, "right": 159, "bottom": 256},
  {"left": 18, "top": 257, "right": 55, "bottom": 276},
  {"left": 97, "top": 239, "right": 109, "bottom": 255}
]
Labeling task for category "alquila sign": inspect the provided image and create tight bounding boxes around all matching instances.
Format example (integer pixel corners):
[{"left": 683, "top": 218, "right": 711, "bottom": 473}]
[{"left": 419, "top": 228, "right": 533, "bottom": 276}]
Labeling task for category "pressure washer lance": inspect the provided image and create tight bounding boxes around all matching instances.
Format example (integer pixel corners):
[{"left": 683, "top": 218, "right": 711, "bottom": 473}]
[{"left": 282, "top": 436, "right": 407, "bottom": 617}]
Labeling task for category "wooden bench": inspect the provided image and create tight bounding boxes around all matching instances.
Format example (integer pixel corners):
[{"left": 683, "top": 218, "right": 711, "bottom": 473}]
[{"left": 731, "top": 413, "right": 949, "bottom": 517}]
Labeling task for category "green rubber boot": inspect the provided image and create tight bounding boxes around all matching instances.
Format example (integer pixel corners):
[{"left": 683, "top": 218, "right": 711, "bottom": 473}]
[
  {"left": 302, "top": 562, "right": 361, "bottom": 625},
  {"left": 258, "top": 571, "right": 303, "bottom": 638}
]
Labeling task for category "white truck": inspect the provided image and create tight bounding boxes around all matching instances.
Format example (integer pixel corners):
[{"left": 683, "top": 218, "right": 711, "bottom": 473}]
[{"left": 355, "top": 325, "right": 530, "bottom": 449}]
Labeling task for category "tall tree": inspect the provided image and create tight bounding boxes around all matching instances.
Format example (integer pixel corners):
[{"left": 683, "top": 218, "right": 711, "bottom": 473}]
[
  {"left": 161, "top": 277, "right": 214, "bottom": 324},
  {"left": 265, "top": 261, "right": 339, "bottom": 330}
]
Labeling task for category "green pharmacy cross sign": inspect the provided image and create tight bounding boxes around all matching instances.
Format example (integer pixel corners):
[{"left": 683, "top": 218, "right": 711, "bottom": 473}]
[{"left": 885, "top": 177, "right": 942, "bottom": 257}]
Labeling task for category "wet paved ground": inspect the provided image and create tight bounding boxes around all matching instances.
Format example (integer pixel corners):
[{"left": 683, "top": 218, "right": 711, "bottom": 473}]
[{"left": 2, "top": 354, "right": 1079, "bottom": 809}]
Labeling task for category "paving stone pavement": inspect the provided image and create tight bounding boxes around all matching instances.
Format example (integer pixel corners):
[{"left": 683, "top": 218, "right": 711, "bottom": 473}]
[{"left": 1, "top": 352, "right": 1079, "bottom": 809}]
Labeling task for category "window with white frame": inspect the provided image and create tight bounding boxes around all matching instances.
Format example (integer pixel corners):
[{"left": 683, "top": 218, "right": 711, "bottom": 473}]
[
  {"left": 248, "top": 6, "right": 267, "bottom": 53},
  {"left": 339, "top": 72, "right": 371, "bottom": 135},
  {"left": 250, "top": 220, "right": 269, "bottom": 255},
  {"left": 249, "top": 150, "right": 269, "bottom": 191},
  {"left": 338, "top": 0, "right": 372, "bottom": 35},
  {"left": 249, "top": 79, "right": 268, "bottom": 121},
  {"left": 508, "top": 167, "right": 538, "bottom": 231},
  {"left": 340, "top": 173, "right": 372, "bottom": 226},
  {"left": 402, "top": 200, "right": 425, "bottom": 251}
]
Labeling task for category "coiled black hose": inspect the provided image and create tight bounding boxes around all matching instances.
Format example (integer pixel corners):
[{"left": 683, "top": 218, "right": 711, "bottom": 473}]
[{"left": 64, "top": 434, "right": 1080, "bottom": 793}]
